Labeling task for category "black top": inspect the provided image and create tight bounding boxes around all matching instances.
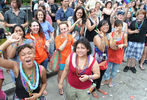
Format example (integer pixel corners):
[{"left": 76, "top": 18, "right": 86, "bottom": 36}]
[
  {"left": 50, "top": 4, "right": 58, "bottom": 22},
  {"left": 15, "top": 67, "right": 41, "bottom": 99},
  {"left": 128, "top": 19, "right": 147, "bottom": 43},
  {"left": 85, "top": 18, "right": 97, "bottom": 42}
]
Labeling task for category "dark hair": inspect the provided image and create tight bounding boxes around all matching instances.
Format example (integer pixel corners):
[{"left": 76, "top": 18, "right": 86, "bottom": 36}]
[
  {"left": 73, "top": 38, "right": 91, "bottom": 55},
  {"left": 73, "top": 6, "right": 87, "bottom": 24},
  {"left": 97, "top": 20, "right": 108, "bottom": 30},
  {"left": 16, "top": 44, "right": 33, "bottom": 55},
  {"left": 12, "top": 25, "right": 25, "bottom": 38},
  {"left": 38, "top": 4, "right": 46, "bottom": 11},
  {"left": 35, "top": 9, "right": 46, "bottom": 22},
  {"left": 105, "top": 1, "right": 112, "bottom": 8},
  {"left": 114, "top": 20, "right": 123, "bottom": 27},
  {"left": 27, "top": 20, "right": 44, "bottom": 38},
  {"left": 11, "top": 0, "right": 22, "bottom": 9}
]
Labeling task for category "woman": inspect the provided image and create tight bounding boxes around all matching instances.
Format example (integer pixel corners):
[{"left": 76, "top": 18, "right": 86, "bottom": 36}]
[
  {"left": 85, "top": 8, "right": 99, "bottom": 56},
  {"left": 67, "top": 6, "right": 87, "bottom": 40},
  {"left": 95, "top": 1, "right": 103, "bottom": 20},
  {"left": 38, "top": 4, "right": 52, "bottom": 25},
  {"left": 58, "top": 38, "right": 100, "bottom": 100},
  {"left": 6, "top": 25, "right": 34, "bottom": 82},
  {"left": 25, "top": 20, "right": 50, "bottom": 70},
  {"left": 124, "top": 10, "right": 147, "bottom": 72},
  {"left": 55, "top": 21, "right": 74, "bottom": 95},
  {"left": 35, "top": 9, "right": 54, "bottom": 56},
  {"left": 102, "top": 1, "right": 113, "bottom": 33},
  {"left": 0, "top": 34, "right": 47, "bottom": 99},
  {"left": 93, "top": 20, "right": 109, "bottom": 97},
  {"left": 103, "top": 20, "right": 127, "bottom": 87}
]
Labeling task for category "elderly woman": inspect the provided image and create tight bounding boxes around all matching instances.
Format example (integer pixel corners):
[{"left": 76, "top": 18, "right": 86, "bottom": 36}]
[{"left": 58, "top": 38, "right": 100, "bottom": 100}]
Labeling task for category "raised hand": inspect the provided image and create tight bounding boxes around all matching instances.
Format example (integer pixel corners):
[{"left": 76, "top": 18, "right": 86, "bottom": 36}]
[{"left": 8, "top": 33, "right": 21, "bottom": 43}]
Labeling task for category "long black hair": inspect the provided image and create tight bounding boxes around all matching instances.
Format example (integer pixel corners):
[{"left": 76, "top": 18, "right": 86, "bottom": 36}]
[{"left": 73, "top": 6, "right": 87, "bottom": 24}]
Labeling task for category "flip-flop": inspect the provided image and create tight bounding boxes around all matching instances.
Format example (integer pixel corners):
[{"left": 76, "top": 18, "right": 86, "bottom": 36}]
[
  {"left": 101, "top": 82, "right": 108, "bottom": 86},
  {"left": 92, "top": 92, "right": 99, "bottom": 98},
  {"left": 108, "top": 84, "right": 113, "bottom": 88}
]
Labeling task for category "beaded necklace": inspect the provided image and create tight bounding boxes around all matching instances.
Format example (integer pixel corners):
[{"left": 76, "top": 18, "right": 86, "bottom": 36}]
[
  {"left": 135, "top": 19, "right": 144, "bottom": 30},
  {"left": 20, "top": 61, "right": 39, "bottom": 96},
  {"left": 75, "top": 54, "right": 90, "bottom": 76}
]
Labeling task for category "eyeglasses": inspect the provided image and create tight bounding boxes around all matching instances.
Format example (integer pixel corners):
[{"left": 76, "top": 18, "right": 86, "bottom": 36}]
[{"left": 77, "top": 12, "right": 83, "bottom": 15}]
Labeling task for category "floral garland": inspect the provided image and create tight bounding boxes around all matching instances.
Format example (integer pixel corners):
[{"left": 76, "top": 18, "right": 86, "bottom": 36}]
[{"left": 20, "top": 61, "right": 39, "bottom": 95}]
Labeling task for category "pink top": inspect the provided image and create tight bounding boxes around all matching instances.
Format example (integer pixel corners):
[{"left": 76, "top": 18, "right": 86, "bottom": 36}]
[
  {"left": 68, "top": 53, "right": 95, "bottom": 89},
  {"left": 0, "top": 69, "right": 4, "bottom": 79}
]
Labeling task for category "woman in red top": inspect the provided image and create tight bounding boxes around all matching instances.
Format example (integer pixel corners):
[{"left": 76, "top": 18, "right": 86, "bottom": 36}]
[
  {"left": 58, "top": 38, "right": 100, "bottom": 100},
  {"left": 25, "top": 20, "right": 50, "bottom": 70},
  {"left": 103, "top": 20, "right": 127, "bottom": 87}
]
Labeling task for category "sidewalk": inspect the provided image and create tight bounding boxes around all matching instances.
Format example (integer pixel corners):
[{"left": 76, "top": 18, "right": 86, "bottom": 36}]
[{"left": 2, "top": 62, "right": 147, "bottom": 100}]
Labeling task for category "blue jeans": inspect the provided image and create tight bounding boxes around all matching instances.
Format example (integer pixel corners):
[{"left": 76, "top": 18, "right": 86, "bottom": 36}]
[
  {"left": 104, "top": 62, "right": 120, "bottom": 80},
  {"left": 41, "top": 57, "right": 48, "bottom": 70}
]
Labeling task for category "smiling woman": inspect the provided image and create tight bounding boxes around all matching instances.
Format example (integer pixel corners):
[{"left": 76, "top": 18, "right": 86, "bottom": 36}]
[
  {"left": 0, "top": 34, "right": 47, "bottom": 99},
  {"left": 58, "top": 38, "right": 100, "bottom": 100}
]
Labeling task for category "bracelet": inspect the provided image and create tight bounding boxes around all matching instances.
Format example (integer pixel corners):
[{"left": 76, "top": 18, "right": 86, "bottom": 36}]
[{"left": 0, "top": 50, "right": 3, "bottom": 54}]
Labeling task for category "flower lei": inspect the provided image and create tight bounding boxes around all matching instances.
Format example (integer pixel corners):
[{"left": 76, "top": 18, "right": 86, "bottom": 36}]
[{"left": 20, "top": 61, "right": 39, "bottom": 96}]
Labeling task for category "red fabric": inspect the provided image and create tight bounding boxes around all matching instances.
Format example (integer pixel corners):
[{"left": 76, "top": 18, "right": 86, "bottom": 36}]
[
  {"left": 68, "top": 53, "right": 95, "bottom": 89},
  {"left": 108, "top": 32, "right": 124, "bottom": 64},
  {"left": 99, "top": 61, "right": 108, "bottom": 70}
]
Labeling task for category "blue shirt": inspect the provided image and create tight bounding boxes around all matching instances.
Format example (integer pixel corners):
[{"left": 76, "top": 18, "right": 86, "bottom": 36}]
[
  {"left": 40, "top": 21, "right": 54, "bottom": 40},
  {"left": 55, "top": 7, "right": 74, "bottom": 21}
]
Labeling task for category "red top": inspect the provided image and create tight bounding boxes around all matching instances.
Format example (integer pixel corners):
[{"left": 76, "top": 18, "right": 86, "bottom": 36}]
[
  {"left": 108, "top": 32, "right": 124, "bottom": 64},
  {"left": 68, "top": 53, "right": 95, "bottom": 89}
]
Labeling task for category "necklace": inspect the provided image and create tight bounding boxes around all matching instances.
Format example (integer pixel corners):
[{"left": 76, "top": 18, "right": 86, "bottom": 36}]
[
  {"left": 75, "top": 54, "right": 90, "bottom": 76},
  {"left": 135, "top": 19, "right": 144, "bottom": 30},
  {"left": 20, "top": 61, "right": 39, "bottom": 96}
]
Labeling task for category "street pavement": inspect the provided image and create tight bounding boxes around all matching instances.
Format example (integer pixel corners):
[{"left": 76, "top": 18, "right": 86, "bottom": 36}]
[{"left": 2, "top": 62, "right": 147, "bottom": 100}]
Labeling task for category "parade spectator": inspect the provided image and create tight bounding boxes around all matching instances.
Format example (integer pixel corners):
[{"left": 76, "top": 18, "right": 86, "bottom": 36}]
[
  {"left": 102, "top": 1, "right": 113, "bottom": 33},
  {"left": 85, "top": 8, "right": 99, "bottom": 56},
  {"left": 103, "top": 20, "right": 127, "bottom": 87},
  {"left": 95, "top": 1, "right": 103, "bottom": 20},
  {"left": 55, "top": 0, "right": 74, "bottom": 24},
  {"left": 48, "top": 0, "right": 58, "bottom": 36},
  {"left": 124, "top": 11, "right": 136, "bottom": 27},
  {"left": 25, "top": 20, "right": 50, "bottom": 70},
  {"left": 55, "top": 22, "right": 74, "bottom": 95},
  {"left": 34, "top": 0, "right": 50, "bottom": 14},
  {"left": 35, "top": 9, "right": 54, "bottom": 56},
  {"left": 38, "top": 4, "right": 52, "bottom": 25},
  {"left": 67, "top": 6, "right": 86, "bottom": 40},
  {"left": 58, "top": 38, "right": 100, "bottom": 100},
  {"left": 124, "top": 10, "right": 147, "bottom": 73},
  {"left": 6, "top": 25, "right": 34, "bottom": 82},
  {"left": 30, "top": 0, "right": 38, "bottom": 17},
  {"left": 0, "top": 34, "right": 47, "bottom": 99},
  {"left": 4, "top": 0, "right": 28, "bottom": 33},
  {"left": 0, "top": 0, "right": 6, "bottom": 11},
  {"left": 92, "top": 20, "right": 109, "bottom": 97}
]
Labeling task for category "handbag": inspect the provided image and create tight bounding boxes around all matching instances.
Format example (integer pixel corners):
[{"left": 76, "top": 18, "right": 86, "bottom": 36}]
[{"left": 49, "top": 50, "right": 61, "bottom": 72}]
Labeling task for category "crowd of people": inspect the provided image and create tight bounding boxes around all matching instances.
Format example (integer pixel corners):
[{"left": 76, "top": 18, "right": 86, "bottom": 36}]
[{"left": 0, "top": 0, "right": 147, "bottom": 99}]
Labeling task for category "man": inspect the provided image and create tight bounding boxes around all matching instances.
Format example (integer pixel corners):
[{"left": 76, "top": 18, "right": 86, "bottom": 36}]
[
  {"left": 55, "top": 0, "right": 74, "bottom": 35},
  {"left": 55, "top": 0, "right": 74, "bottom": 25},
  {"left": 4, "top": 0, "right": 28, "bottom": 33}
]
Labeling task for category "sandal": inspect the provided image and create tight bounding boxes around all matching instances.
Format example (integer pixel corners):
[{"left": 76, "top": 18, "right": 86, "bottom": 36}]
[
  {"left": 59, "top": 89, "right": 64, "bottom": 95},
  {"left": 101, "top": 81, "right": 108, "bottom": 86},
  {"left": 108, "top": 84, "right": 113, "bottom": 88},
  {"left": 139, "top": 65, "right": 145, "bottom": 70},
  {"left": 92, "top": 92, "right": 99, "bottom": 98}
]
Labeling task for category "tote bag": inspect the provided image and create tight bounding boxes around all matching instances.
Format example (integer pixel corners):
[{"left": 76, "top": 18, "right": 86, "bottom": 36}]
[{"left": 49, "top": 50, "right": 61, "bottom": 72}]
